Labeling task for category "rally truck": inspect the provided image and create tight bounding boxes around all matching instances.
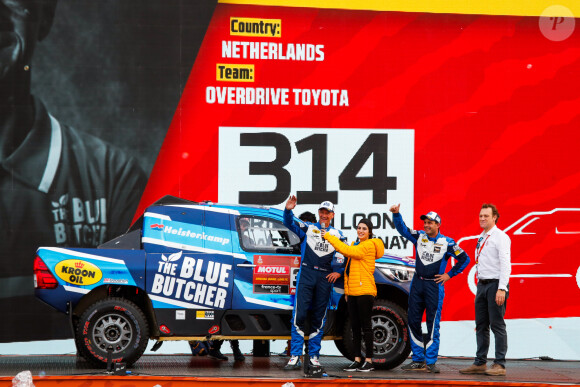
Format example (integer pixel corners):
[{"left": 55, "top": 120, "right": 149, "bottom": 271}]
[{"left": 34, "top": 196, "right": 414, "bottom": 368}]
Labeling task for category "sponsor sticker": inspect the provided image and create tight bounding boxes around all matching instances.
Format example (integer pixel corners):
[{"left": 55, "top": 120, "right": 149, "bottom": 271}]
[
  {"left": 103, "top": 278, "right": 128, "bottom": 284},
  {"left": 254, "top": 284, "right": 289, "bottom": 294},
  {"left": 196, "top": 310, "right": 215, "bottom": 320},
  {"left": 453, "top": 245, "right": 464, "bottom": 256},
  {"left": 253, "top": 265, "right": 289, "bottom": 275},
  {"left": 252, "top": 255, "right": 300, "bottom": 294},
  {"left": 55, "top": 259, "right": 102, "bottom": 286},
  {"left": 149, "top": 252, "right": 233, "bottom": 309},
  {"left": 176, "top": 310, "right": 186, "bottom": 320}
]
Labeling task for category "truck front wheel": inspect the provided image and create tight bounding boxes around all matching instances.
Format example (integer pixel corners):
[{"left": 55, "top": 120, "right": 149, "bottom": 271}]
[{"left": 75, "top": 298, "right": 149, "bottom": 367}]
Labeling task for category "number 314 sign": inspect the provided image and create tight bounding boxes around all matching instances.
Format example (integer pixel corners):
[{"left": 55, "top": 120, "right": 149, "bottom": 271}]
[{"left": 218, "top": 127, "right": 414, "bottom": 255}]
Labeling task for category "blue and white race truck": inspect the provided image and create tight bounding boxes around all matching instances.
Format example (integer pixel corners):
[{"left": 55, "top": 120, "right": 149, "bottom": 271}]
[{"left": 34, "top": 196, "right": 413, "bottom": 368}]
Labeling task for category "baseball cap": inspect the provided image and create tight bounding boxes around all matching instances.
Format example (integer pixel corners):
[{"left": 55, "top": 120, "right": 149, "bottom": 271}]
[
  {"left": 420, "top": 211, "right": 441, "bottom": 224},
  {"left": 319, "top": 201, "right": 335, "bottom": 212}
]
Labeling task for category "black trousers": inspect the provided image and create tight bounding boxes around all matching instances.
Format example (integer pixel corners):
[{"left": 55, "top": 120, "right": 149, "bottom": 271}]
[
  {"left": 475, "top": 281, "right": 508, "bottom": 367},
  {"left": 212, "top": 340, "right": 240, "bottom": 350},
  {"left": 347, "top": 294, "right": 375, "bottom": 359}
]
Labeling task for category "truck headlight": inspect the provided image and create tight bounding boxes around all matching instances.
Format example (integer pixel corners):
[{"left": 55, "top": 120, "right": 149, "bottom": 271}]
[{"left": 376, "top": 263, "right": 415, "bottom": 282}]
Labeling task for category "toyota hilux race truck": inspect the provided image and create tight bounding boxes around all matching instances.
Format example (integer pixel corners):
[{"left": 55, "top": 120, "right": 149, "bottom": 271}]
[{"left": 34, "top": 196, "right": 414, "bottom": 368}]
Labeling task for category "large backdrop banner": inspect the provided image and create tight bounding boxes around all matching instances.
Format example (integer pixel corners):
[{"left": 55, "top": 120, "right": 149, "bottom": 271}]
[
  {"left": 138, "top": 0, "right": 580, "bottom": 359},
  {"left": 0, "top": 0, "right": 217, "bottom": 343},
  {"left": 2, "top": 0, "right": 579, "bottom": 359}
]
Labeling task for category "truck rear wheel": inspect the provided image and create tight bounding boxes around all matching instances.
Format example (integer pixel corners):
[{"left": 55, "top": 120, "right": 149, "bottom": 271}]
[
  {"left": 335, "top": 299, "right": 410, "bottom": 369},
  {"left": 75, "top": 297, "right": 149, "bottom": 367}
]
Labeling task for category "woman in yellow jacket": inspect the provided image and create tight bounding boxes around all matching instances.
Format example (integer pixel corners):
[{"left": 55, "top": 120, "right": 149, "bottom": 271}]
[{"left": 323, "top": 219, "right": 384, "bottom": 372}]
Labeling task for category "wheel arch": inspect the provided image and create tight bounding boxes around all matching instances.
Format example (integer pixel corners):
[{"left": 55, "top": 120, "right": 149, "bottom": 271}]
[
  {"left": 376, "top": 284, "right": 409, "bottom": 312},
  {"left": 72, "top": 285, "right": 159, "bottom": 336}
]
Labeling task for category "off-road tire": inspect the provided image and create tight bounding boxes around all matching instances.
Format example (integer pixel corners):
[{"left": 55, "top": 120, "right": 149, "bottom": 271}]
[{"left": 75, "top": 297, "right": 149, "bottom": 367}]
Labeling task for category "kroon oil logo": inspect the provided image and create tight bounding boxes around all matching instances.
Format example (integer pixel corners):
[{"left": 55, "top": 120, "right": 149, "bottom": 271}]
[{"left": 55, "top": 259, "right": 102, "bottom": 286}]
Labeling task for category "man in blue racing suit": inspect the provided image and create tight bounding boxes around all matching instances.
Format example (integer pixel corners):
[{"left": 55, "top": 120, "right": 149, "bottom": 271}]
[
  {"left": 390, "top": 204, "right": 470, "bottom": 373},
  {"left": 283, "top": 195, "right": 345, "bottom": 370}
]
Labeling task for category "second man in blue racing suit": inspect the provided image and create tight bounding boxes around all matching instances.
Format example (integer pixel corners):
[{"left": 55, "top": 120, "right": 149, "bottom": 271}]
[
  {"left": 390, "top": 204, "right": 470, "bottom": 373},
  {"left": 283, "top": 195, "right": 345, "bottom": 370}
]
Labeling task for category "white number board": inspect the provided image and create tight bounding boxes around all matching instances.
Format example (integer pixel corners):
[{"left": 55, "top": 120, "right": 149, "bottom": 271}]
[{"left": 218, "top": 127, "right": 414, "bottom": 256}]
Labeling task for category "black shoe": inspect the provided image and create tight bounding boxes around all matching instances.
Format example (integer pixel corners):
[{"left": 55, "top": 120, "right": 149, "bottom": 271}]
[
  {"left": 426, "top": 363, "right": 440, "bottom": 373},
  {"left": 358, "top": 361, "right": 374, "bottom": 372},
  {"left": 344, "top": 361, "right": 362, "bottom": 372},
  {"left": 208, "top": 348, "right": 228, "bottom": 361},
  {"left": 401, "top": 361, "right": 426, "bottom": 371},
  {"left": 232, "top": 347, "right": 245, "bottom": 362}
]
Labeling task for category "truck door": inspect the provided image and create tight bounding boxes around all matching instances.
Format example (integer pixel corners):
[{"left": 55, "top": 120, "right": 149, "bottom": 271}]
[{"left": 231, "top": 215, "right": 301, "bottom": 311}]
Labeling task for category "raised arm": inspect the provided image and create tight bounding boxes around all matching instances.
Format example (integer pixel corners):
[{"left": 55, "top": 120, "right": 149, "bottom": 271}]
[
  {"left": 283, "top": 195, "right": 307, "bottom": 240},
  {"left": 324, "top": 233, "right": 368, "bottom": 260},
  {"left": 390, "top": 204, "right": 419, "bottom": 245}
]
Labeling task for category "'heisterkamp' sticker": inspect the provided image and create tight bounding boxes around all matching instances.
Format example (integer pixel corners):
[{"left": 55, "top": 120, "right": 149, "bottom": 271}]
[{"left": 55, "top": 259, "right": 102, "bottom": 286}]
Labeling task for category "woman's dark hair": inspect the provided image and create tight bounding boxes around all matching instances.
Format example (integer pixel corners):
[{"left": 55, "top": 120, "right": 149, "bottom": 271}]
[
  {"left": 299, "top": 211, "right": 317, "bottom": 223},
  {"left": 357, "top": 218, "right": 374, "bottom": 239}
]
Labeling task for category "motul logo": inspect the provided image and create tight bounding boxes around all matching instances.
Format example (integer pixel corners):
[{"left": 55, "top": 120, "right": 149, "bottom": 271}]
[{"left": 254, "top": 265, "right": 289, "bottom": 274}]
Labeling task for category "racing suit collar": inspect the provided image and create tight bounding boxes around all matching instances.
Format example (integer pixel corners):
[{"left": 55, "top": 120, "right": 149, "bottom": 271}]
[
  {"left": 1, "top": 97, "right": 62, "bottom": 193},
  {"left": 426, "top": 231, "right": 442, "bottom": 241},
  {"left": 316, "top": 222, "right": 333, "bottom": 230}
]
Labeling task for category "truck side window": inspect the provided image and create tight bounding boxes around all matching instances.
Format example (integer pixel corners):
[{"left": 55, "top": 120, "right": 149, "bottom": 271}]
[{"left": 237, "top": 216, "right": 300, "bottom": 254}]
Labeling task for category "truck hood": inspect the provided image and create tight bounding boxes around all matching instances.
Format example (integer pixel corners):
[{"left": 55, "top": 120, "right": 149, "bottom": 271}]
[{"left": 376, "top": 252, "right": 415, "bottom": 267}]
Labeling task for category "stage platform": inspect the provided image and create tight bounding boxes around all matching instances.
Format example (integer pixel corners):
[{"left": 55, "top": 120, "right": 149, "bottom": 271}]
[{"left": 1, "top": 354, "right": 579, "bottom": 387}]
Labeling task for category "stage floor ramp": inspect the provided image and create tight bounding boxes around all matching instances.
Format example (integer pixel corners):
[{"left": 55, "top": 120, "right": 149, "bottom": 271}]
[{"left": 1, "top": 355, "right": 579, "bottom": 387}]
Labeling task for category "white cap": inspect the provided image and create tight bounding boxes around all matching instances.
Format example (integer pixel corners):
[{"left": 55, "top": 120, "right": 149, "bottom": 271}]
[
  {"left": 319, "top": 201, "right": 335, "bottom": 212},
  {"left": 420, "top": 211, "right": 441, "bottom": 224}
]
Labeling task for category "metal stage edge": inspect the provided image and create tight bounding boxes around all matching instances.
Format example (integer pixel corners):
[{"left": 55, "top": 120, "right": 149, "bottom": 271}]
[{"left": 1, "top": 354, "right": 579, "bottom": 387}]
